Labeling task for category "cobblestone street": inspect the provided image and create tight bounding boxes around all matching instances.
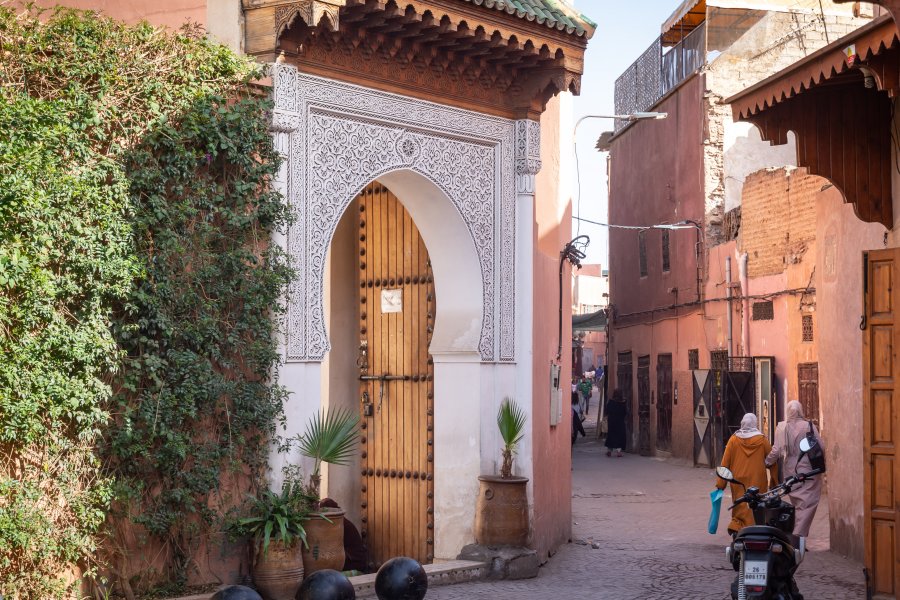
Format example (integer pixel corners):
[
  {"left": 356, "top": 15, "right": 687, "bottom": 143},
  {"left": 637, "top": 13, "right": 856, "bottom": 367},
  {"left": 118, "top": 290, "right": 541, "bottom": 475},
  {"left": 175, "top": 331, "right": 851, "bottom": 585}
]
[{"left": 428, "top": 398, "right": 867, "bottom": 600}]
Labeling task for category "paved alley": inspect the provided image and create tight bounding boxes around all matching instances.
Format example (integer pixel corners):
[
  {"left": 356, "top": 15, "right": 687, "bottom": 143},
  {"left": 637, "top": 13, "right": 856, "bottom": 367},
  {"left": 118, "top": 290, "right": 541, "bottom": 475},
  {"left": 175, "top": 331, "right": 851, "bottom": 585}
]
[{"left": 428, "top": 397, "right": 866, "bottom": 600}]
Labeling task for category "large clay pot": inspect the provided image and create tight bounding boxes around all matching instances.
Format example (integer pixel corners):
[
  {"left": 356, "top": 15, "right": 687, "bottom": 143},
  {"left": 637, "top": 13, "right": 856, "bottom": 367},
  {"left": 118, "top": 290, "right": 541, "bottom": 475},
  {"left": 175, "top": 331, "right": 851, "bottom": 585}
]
[
  {"left": 474, "top": 475, "right": 529, "bottom": 546},
  {"left": 302, "top": 508, "right": 346, "bottom": 574},
  {"left": 252, "top": 539, "right": 304, "bottom": 600}
]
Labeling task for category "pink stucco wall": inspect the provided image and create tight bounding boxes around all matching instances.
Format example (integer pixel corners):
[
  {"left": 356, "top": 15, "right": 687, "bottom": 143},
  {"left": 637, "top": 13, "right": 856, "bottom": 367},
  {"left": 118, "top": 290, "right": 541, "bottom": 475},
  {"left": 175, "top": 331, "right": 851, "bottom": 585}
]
[
  {"left": 31, "top": 0, "right": 206, "bottom": 28},
  {"left": 607, "top": 74, "right": 705, "bottom": 461},
  {"left": 816, "top": 188, "right": 884, "bottom": 561},
  {"left": 530, "top": 94, "right": 573, "bottom": 561}
]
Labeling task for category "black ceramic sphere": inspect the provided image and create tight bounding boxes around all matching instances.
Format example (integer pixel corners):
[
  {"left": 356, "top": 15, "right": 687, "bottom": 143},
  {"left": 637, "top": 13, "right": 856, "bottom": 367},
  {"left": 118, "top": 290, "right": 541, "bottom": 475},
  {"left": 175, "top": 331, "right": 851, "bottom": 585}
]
[
  {"left": 297, "top": 569, "right": 356, "bottom": 600},
  {"left": 210, "top": 585, "right": 263, "bottom": 600},
  {"left": 374, "top": 557, "right": 427, "bottom": 600}
]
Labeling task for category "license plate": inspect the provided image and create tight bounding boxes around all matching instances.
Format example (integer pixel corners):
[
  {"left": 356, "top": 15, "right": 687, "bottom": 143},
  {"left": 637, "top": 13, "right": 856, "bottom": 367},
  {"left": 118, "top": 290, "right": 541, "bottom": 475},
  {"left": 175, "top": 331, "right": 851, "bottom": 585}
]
[{"left": 744, "top": 559, "right": 768, "bottom": 585}]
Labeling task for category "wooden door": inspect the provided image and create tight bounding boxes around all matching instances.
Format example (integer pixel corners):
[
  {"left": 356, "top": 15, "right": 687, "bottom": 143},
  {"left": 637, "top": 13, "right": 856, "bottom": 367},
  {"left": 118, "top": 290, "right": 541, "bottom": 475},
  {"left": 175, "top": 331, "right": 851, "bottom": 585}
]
[
  {"left": 616, "top": 351, "right": 633, "bottom": 452},
  {"left": 637, "top": 355, "right": 651, "bottom": 456},
  {"left": 863, "top": 249, "right": 900, "bottom": 599},
  {"left": 798, "top": 362, "right": 820, "bottom": 426},
  {"left": 656, "top": 354, "right": 673, "bottom": 452},
  {"left": 357, "top": 183, "right": 434, "bottom": 567}
]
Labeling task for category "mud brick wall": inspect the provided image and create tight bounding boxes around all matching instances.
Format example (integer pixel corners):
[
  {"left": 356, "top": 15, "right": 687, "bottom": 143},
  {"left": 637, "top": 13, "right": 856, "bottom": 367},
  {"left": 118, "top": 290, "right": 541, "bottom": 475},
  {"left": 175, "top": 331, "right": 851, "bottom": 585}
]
[{"left": 739, "top": 167, "right": 819, "bottom": 278}]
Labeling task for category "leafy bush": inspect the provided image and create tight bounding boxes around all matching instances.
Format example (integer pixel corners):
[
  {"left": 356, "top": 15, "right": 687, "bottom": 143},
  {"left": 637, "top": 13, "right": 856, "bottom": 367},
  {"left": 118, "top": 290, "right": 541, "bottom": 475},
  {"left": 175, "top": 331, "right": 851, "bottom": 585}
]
[{"left": 0, "top": 7, "right": 291, "bottom": 598}]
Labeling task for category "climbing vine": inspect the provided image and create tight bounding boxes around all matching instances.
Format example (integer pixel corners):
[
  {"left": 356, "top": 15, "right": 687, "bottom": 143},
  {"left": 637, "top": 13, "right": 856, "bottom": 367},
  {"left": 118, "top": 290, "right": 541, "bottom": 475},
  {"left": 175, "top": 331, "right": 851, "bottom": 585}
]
[{"left": 0, "top": 7, "right": 291, "bottom": 598}]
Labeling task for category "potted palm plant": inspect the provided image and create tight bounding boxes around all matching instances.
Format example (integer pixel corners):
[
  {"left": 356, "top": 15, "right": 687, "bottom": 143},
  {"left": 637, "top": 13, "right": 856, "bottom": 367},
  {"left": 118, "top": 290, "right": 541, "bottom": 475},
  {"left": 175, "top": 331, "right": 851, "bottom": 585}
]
[
  {"left": 232, "top": 478, "right": 314, "bottom": 600},
  {"left": 293, "top": 407, "right": 360, "bottom": 574},
  {"left": 475, "top": 398, "right": 529, "bottom": 547}
]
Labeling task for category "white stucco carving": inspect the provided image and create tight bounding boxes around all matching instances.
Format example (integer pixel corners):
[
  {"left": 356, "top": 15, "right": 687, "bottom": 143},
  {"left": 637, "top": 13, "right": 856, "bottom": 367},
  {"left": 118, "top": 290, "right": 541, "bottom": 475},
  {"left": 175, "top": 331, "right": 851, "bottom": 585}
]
[{"left": 272, "top": 63, "right": 539, "bottom": 363}]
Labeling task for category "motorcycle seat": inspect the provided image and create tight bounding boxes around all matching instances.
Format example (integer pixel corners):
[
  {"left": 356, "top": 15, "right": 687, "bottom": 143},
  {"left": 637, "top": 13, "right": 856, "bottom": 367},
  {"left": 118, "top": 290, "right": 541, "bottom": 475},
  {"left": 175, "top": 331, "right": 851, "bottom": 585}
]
[{"left": 736, "top": 525, "right": 795, "bottom": 548}]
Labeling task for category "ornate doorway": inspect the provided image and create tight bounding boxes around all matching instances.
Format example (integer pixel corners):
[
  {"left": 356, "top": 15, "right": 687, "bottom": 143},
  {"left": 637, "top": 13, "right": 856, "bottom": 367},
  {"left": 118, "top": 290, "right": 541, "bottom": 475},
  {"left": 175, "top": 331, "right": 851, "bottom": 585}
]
[{"left": 356, "top": 183, "right": 434, "bottom": 566}]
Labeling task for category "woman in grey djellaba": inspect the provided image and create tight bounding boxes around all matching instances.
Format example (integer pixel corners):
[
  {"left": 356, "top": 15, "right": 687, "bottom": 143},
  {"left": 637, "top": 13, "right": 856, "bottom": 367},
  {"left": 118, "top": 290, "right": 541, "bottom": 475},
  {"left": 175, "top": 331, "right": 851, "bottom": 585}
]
[{"left": 765, "top": 400, "right": 824, "bottom": 550}]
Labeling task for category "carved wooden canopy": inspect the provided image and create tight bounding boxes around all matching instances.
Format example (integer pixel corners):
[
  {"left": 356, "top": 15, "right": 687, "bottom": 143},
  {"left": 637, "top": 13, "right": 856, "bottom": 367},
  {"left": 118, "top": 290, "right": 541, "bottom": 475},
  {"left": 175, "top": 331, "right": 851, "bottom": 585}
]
[
  {"left": 243, "top": 0, "right": 593, "bottom": 119},
  {"left": 726, "top": 16, "right": 899, "bottom": 229}
]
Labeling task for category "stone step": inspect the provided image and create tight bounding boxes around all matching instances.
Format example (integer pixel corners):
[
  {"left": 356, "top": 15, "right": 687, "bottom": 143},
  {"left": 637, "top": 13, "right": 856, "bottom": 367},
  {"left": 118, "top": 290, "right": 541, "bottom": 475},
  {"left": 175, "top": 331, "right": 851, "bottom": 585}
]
[{"left": 350, "top": 559, "right": 488, "bottom": 598}]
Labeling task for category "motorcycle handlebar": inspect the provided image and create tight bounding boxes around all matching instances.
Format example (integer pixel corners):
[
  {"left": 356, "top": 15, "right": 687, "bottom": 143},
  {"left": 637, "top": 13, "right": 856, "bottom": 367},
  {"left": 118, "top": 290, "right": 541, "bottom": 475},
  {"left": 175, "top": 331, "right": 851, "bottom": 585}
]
[{"left": 728, "top": 468, "right": 823, "bottom": 509}]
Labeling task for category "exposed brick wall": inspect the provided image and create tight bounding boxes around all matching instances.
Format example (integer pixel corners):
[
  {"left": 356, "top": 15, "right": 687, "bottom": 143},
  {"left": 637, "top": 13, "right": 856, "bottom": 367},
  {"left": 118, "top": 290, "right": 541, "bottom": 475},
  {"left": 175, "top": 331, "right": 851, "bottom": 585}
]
[
  {"left": 703, "top": 9, "right": 870, "bottom": 245},
  {"left": 740, "top": 167, "right": 819, "bottom": 278}
]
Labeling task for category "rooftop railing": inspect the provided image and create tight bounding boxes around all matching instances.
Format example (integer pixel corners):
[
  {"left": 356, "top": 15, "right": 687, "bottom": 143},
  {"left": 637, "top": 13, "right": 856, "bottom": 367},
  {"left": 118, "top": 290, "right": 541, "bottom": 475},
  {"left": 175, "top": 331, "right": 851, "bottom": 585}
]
[{"left": 613, "top": 21, "right": 707, "bottom": 132}]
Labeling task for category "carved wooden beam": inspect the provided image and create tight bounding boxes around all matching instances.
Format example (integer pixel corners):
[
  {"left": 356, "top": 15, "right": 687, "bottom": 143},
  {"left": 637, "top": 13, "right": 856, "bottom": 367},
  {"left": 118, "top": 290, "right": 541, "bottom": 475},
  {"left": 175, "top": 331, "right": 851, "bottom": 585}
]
[{"left": 747, "top": 82, "right": 893, "bottom": 229}]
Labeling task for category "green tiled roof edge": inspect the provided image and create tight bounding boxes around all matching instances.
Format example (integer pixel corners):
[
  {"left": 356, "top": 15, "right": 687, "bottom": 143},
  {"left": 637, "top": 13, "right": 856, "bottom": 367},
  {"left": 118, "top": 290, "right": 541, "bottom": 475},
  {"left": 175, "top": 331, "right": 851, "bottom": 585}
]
[{"left": 460, "top": 0, "right": 596, "bottom": 38}]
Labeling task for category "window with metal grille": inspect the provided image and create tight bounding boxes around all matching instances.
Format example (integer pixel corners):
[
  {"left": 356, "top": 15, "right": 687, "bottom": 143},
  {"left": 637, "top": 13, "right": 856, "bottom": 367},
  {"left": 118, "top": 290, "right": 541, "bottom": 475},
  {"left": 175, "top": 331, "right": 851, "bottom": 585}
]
[
  {"left": 639, "top": 230, "right": 648, "bottom": 277},
  {"left": 752, "top": 300, "right": 774, "bottom": 321},
  {"left": 688, "top": 349, "right": 699, "bottom": 370},
  {"left": 661, "top": 230, "right": 670, "bottom": 272},
  {"left": 802, "top": 314, "right": 814, "bottom": 342},
  {"left": 710, "top": 350, "right": 728, "bottom": 371}
]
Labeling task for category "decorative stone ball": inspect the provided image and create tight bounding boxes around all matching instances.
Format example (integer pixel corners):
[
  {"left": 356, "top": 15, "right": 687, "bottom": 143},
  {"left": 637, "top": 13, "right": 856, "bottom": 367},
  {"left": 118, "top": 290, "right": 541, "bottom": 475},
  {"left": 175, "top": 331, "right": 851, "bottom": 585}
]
[
  {"left": 374, "top": 557, "right": 428, "bottom": 600},
  {"left": 210, "top": 585, "right": 263, "bottom": 600},
  {"left": 297, "top": 569, "right": 356, "bottom": 600}
]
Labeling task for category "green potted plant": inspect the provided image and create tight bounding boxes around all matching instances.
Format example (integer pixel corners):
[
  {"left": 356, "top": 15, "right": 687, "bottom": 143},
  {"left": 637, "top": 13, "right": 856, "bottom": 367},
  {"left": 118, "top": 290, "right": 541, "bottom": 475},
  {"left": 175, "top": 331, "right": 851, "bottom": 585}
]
[
  {"left": 475, "top": 398, "right": 529, "bottom": 547},
  {"left": 231, "top": 476, "right": 314, "bottom": 600},
  {"left": 293, "top": 407, "right": 360, "bottom": 574}
]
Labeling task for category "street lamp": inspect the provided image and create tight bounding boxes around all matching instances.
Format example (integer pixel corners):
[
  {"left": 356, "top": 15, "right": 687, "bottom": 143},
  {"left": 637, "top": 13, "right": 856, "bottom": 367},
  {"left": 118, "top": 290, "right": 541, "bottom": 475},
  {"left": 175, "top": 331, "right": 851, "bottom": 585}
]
[
  {"left": 572, "top": 111, "right": 668, "bottom": 236},
  {"left": 574, "top": 111, "right": 668, "bottom": 132}
]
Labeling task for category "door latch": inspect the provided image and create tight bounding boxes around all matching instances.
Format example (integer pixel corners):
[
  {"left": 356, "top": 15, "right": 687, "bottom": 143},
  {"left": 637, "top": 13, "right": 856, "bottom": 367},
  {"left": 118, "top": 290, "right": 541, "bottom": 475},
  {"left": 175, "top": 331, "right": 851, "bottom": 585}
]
[{"left": 357, "top": 340, "right": 369, "bottom": 374}]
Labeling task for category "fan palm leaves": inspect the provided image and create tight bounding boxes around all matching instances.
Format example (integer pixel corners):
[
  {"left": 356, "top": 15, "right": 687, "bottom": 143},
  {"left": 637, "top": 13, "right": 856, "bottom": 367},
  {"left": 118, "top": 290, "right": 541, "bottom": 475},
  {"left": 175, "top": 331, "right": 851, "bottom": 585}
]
[
  {"left": 497, "top": 398, "right": 526, "bottom": 478},
  {"left": 295, "top": 407, "right": 360, "bottom": 499}
]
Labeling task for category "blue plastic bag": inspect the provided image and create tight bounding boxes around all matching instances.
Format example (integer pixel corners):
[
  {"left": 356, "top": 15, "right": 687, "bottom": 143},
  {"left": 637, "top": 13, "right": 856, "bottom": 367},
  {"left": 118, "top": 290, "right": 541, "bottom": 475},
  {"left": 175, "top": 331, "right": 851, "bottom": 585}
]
[{"left": 708, "top": 488, "right": 724, "bottom": 534}]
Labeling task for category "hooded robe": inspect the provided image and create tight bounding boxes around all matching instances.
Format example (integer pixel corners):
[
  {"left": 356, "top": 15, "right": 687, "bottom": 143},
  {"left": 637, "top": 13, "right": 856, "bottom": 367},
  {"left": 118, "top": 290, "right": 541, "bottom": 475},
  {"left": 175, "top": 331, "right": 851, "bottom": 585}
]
[{"left": 717, "top": 430, "right": 778, "bottom": 533}]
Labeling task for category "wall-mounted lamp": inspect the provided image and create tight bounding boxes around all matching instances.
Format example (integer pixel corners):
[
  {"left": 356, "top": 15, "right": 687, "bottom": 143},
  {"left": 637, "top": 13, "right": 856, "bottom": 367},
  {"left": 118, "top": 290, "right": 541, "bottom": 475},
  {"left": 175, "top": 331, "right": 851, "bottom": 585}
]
[{"left": 558, "top": 235, "right": 590, "bottom": 361}]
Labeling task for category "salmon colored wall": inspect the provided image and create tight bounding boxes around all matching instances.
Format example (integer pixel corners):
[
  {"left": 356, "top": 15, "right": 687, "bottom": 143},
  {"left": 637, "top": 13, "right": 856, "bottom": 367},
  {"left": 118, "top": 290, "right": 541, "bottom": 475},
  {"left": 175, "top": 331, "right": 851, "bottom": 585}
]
[
  {"left": 816, "top": 188, "right": 884, "bottom": 562},
  {"left": 31, "top": 0, "right": 207, "bottom": 28},
  {"left": 531, "top": 94, "right": 573, "bottom": 561},
  {"left": 607, "top": 75, "right": 705, "bottom": 462},
  {"left": 607, "top": 74, "right": 705, "bottom": 330}
]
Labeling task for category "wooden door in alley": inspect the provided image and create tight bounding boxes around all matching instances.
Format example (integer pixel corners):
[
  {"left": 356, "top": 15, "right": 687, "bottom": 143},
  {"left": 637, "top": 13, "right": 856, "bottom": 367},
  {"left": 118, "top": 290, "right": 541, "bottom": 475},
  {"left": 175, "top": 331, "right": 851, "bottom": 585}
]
[
  {"left": 616, "top": 352, "right": 633, "bottom": 452},
  {"left": 656, "top": 354, "right": 673, "bottom": 452},
  {"left": 798, "top": 362, "right": 820, "bottom": 426},
  {"left": 862, "top": 249, "right": 900, "bottom": 599},
  {"left": 357, "top": 183, "right": 434, "bottom": 566},
  {"left": 637, "top": 355, "right": 651, "bottom": 456}
]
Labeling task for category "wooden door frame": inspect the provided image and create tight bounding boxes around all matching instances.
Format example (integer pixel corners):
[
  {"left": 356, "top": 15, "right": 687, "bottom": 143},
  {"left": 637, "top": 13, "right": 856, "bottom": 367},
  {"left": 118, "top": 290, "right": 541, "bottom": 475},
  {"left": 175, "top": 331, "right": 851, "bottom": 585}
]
[{"left": 862, "top": 248, "right": 900, "bottom": 599}]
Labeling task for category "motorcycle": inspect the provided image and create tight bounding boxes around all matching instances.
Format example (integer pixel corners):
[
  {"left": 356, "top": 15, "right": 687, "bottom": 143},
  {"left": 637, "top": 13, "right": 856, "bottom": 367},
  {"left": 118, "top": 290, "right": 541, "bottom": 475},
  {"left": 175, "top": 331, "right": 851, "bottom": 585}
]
[{"left": 716, "top": 437, "right": 825, "bottom": 600}]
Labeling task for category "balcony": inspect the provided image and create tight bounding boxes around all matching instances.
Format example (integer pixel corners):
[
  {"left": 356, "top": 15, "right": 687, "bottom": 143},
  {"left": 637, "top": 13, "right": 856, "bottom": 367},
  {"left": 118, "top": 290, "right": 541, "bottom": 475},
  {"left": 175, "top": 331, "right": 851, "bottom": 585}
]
[{"left": 613, "top": 21, "right": 706, "bottom": 132}]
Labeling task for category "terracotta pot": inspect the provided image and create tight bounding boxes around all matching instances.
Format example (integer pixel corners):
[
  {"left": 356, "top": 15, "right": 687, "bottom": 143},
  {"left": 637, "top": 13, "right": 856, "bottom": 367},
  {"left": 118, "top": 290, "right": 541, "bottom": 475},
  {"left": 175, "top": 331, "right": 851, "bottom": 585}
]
[
  {"left": 474, "top": 475, "right": 529, "bottom": 547},
  {"left": 252, "top": 539, "right": 304, "bottom": 600},
  {"left": 302, "top": 508, "right": 346, "bottom": 574}
]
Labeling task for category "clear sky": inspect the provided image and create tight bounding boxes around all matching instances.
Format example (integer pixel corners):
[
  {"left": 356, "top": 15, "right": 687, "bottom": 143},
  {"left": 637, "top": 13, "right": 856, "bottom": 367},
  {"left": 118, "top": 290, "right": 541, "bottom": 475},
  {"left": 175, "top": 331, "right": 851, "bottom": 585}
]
[{"left": 571, "top": 0, "right": 680, "bottom": 268}]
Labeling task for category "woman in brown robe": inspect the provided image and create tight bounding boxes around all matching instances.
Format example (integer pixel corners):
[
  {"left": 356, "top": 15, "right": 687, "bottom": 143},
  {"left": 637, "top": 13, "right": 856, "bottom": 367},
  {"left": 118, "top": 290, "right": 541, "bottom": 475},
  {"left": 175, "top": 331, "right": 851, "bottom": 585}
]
[
  {"left": 765, "top": 400, "right": 824, "bottom": 549},
  {"left": 717, "top": 413, "right": 778, "bottom": 535}
]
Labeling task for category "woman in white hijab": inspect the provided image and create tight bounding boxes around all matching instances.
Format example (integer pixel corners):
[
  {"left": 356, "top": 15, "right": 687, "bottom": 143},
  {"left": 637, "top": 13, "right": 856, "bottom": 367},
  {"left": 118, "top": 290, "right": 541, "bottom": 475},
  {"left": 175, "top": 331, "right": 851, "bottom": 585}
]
[
  {"left": 766, "top": 400, "right": 824, "bottom": 547},
  {"left": 716, "top": 413, "right": 778, "bottom": 535}
]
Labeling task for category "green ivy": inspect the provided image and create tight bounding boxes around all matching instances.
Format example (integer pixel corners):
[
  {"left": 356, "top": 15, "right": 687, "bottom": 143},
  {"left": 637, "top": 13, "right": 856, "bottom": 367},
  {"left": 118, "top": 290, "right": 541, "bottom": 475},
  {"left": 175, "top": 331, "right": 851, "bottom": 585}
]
[{"left": 0, "top": 7, "right": 291, "bottom": 598}]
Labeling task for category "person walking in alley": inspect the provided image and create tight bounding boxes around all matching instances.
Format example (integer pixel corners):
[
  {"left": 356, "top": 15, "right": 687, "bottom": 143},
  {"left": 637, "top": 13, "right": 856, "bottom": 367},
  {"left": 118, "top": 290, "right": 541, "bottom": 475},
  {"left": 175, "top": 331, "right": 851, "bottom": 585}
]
[
  {"left": 716, "top": 413, "right": 778, "bottom": 535},
  {"left": 578, "top": 377, "right": 592, "bottom": 419},
  {"left": 571, "top": 403, "right": 586, "bottom": 445},
  {"left": 605, "top": 390, "right": 627, "bottom": 457},
  {"left": 765, "top": 400, "right": 824, "bottom": 552}
]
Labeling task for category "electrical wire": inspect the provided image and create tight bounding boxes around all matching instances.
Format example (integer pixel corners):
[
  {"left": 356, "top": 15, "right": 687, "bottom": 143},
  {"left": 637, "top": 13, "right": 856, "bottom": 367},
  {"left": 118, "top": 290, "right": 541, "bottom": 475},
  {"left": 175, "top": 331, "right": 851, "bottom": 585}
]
[{"left": 573, "top": 215, "right": 700, "bottom": 230}]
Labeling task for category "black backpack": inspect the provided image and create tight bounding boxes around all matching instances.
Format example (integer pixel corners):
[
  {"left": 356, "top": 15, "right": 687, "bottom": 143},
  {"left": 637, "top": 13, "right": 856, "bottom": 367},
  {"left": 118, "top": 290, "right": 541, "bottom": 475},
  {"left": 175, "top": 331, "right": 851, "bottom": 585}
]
[{"left": 804, "top": 420, "right": 826, "bottom": 472}]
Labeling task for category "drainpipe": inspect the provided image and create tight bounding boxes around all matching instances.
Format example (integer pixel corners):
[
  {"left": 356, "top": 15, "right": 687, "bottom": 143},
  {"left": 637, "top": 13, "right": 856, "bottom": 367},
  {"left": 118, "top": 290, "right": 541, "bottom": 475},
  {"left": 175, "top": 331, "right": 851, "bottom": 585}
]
[
  {"left": 726, "top": 256, "right": 733, "bottom": 358},
  {"left": 739, "top": 252, "right": 750, "bottom": 358}
]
